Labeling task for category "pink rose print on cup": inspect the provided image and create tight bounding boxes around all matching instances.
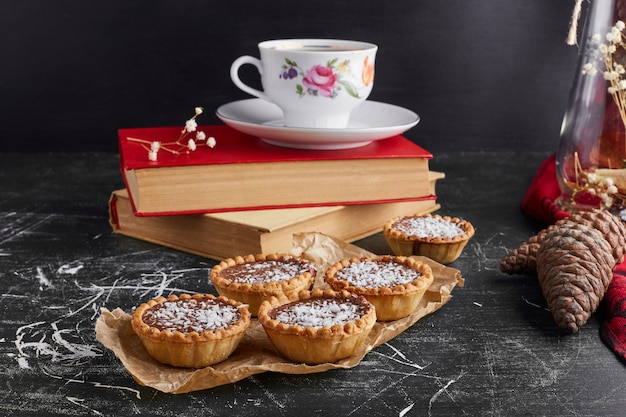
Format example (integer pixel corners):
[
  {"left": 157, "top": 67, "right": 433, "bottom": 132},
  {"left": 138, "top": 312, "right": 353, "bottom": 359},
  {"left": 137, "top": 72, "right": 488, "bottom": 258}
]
[
  {"left": 302, "top": 65, "right": 338, "bottom": 97},
  {"left": 279, "top": 58, "right": 367, "bottom": 99}
]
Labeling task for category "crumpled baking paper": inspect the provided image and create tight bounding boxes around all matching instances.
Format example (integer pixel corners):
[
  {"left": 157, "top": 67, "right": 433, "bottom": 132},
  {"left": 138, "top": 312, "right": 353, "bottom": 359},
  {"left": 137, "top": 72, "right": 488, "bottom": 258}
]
[{"left": 95, "top": 232, "right": 464, "bottom": 394}]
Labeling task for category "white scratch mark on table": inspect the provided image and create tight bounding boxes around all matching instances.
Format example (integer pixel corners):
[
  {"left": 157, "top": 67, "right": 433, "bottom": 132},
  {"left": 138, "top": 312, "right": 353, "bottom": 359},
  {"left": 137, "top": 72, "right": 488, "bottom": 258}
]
[
  {"left": 43, "top": 367, "right": 142, "bottom": 400},
  {"left": 470, "top": 232, "right": 507, "bottom": 272},
  {"left": 67, "top": 397, "right": 104, "bottom": 416},
  {"left": 248, "top": 376, "right": 287, "bottom": 410},
  {"left": 57, "top": 261, "right": 84, "bottom": 275},
  {"left": 14, "top": 321, "right": 102, "bottom": 368},
  {"left": 427, "top": 371, "right": 465, "bottom": 417},
  {"left": 347, "top": 342, "right": 437, "bottom": 416},
  {"left": 347, "top": 369, "right": 423, "bottom": 416},
  {"left": 483, "top": 339, "right": 498, "bottom": 415},
  {"left": 522, "top": 296, "right": 550, "bottom": 312},
  {"left": 477, "top": 330, "right": 584, "bottom": 414},
  {"left": 371, "top": 343, "right": 431, "bottom": 371},
  {"left": 1, "top": 293, "right": 28, "bottom": 299},
  {"left": 6, "top": 265, "right": 207, "bottom": 410},
  {"left": 0, "top": 212, "right": 58, "bottom": 245},
  {"left": 398, "top": 402, "right": 414, "bottom": 417},
  {"left": 36, "top": 266, "right": 53, "bottom": 289}
]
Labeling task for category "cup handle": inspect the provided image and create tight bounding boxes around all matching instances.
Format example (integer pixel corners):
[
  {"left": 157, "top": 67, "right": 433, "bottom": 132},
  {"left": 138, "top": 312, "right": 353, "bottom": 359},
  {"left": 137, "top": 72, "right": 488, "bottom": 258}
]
[{"left": 230, "top": 56, "right": 271, "bottom": 102}]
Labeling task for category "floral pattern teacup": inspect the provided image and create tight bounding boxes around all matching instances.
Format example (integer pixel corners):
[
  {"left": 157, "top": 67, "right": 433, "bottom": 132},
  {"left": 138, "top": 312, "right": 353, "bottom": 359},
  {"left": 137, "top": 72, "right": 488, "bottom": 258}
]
[{"left": 231, "top": 39, "right": 377, "bottom": 129}]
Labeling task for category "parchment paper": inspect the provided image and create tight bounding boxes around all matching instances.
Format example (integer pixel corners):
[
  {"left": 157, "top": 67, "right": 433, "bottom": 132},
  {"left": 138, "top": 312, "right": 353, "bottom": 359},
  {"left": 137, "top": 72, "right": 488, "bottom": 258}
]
[{"left": 95, "top": 232, "right": 464, "bottom": 394}]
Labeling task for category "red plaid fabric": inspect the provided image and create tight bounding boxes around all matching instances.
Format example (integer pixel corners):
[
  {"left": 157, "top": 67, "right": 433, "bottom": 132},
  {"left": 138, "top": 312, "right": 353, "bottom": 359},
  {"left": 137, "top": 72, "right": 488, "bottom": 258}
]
[
  {"left": 601, "top": 262, "right": 626, "bottom": 361},
  {"left": 520, "top": 153, "right": 569, "bottom": 224}
]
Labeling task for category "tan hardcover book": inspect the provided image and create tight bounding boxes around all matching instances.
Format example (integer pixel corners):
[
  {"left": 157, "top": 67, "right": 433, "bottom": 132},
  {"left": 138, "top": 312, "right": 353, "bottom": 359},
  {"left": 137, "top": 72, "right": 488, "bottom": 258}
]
[
  {"left": 109, "top": 172, "right": 444, "bottom": 260},
  {"left": 119, "top": 125, "right": 433, "bottom": 215}
]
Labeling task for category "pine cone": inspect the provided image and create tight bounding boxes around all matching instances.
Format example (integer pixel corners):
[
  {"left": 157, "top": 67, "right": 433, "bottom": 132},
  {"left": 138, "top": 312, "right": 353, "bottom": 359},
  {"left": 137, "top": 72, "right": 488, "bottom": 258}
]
[
  {"left": 499, "top": 233, "right": 544, "bottom": 275},
  {"left": 500, "top": 209, "right": 626, "bottom": 275},
  {"left": 537, "top": 222, "right": 616, "bottom": 333},
  {"left": 573, "top": 210, "right": 626, "bottom": 264},
  {"left": 500, "top": 228, "right": 554, "bottom": 275}
]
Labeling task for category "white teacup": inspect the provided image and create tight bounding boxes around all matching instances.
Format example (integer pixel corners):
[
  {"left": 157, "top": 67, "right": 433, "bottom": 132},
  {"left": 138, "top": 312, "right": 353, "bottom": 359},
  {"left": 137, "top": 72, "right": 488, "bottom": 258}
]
[{"left": 230, "top": 39, "right": 377, "bottom": 129}]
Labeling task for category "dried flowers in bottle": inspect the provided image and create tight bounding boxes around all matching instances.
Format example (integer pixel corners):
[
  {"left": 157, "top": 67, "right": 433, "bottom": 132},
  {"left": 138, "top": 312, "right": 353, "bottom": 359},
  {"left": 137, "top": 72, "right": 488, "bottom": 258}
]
[{"left": 557, "top": 0, "right": 626, "bottom": 217}]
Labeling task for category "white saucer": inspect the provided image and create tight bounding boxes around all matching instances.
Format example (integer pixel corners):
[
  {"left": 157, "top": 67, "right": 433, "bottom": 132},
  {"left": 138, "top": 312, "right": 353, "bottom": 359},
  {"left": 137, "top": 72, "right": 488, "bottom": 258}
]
[{"left": 216, "top": 99, "right": 420, "bottom": 150}]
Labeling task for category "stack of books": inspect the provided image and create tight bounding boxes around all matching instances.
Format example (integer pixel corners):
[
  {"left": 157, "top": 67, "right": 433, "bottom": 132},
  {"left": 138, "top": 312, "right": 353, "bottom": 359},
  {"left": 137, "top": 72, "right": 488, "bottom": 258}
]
[{"left": 109, "top": 125, "right": 443, "bottom": 260}]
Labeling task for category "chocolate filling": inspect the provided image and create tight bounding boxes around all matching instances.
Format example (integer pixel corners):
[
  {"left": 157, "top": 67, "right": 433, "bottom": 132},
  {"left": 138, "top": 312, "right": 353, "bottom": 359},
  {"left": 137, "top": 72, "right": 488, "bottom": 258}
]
[
  {"left": 392, "top": 216, "right": 465, "bottom": 239},
  {"left": 269, "top": 295, "right": 369, "bottom": 328},
  {"left": 142, "top": 298, "right": 240, "bottom": 333},
  {"left": 334, "top": 259, "right": 421, "bottom": 288},
  {"left": 218, "top": 259, "right": 316, "bottom": 285}
]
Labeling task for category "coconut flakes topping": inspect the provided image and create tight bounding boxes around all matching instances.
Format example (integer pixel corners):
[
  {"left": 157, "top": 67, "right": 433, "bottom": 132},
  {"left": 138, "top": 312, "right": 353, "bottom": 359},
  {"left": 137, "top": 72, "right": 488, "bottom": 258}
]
[
  {"left": 273, "top": 298, "right": 364, "bottom": 328},
  {"left": 142, "top": 298, "right": 239, "bottom": 333},
  {"left": 221, "top": 260, "right": 314, "bottom": 285},
  {"left": 335, "top": 260, "right": 420, "bottom": 288},
  {"left": 393, "top": 216, "right": 464, "bottom": 239}
]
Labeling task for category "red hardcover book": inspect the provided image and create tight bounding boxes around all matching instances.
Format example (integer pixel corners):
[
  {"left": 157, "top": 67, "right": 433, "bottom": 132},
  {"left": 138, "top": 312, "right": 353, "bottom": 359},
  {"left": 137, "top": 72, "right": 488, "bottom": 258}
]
[{"left": 118, "top": 125, "right": 434, "bottom": 216}]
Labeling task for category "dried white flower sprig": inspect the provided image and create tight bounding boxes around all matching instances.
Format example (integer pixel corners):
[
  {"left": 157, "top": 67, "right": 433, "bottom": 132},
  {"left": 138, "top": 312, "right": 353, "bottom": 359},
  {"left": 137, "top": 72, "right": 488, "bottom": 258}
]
[
  {"left": 582, "top": 20, "right": 626, "bottom": 126},
  {"left": 128, "top": 107, "right": 216, "bottom": 161},
  {"left": 571, "top": 20, "right": 626, "bottom": 211}
]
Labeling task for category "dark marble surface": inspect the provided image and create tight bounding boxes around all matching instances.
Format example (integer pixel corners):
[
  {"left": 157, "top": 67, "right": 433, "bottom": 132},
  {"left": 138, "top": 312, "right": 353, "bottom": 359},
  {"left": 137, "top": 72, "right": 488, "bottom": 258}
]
[{"left": 1, "top": 150, "right": 624, "bottom": 417}]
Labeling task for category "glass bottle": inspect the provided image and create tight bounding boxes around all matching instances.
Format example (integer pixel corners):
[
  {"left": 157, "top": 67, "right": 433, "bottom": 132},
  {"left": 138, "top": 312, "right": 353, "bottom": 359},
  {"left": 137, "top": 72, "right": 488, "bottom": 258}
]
[{"left": 557, "top": 0, "right": 626, "bottom": 215}]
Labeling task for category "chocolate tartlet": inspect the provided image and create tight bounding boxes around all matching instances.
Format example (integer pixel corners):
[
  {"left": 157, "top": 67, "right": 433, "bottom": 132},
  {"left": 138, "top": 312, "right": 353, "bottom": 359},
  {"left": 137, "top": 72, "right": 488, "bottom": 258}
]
[
  {"left": 131, "top": 293, "right": 250, "bottom": 368},
  {"left": 383, "top": 213, "right": 474, "bottom": 264},
  {"left": 324, "top": 255, "right": 434, "bottom": 321},
  {"left": 257, "top": 288, "right": 376, "bottom": 364},
  {"left": 210, "top": 253, "right": 316, "bottom": 316}
]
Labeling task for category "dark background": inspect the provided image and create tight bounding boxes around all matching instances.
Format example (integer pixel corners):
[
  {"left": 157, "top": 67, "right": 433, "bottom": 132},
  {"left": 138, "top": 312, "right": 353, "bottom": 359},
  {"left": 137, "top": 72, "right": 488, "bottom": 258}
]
[{"left": 0, "top": 0, "right": 581, "bottom": 154}]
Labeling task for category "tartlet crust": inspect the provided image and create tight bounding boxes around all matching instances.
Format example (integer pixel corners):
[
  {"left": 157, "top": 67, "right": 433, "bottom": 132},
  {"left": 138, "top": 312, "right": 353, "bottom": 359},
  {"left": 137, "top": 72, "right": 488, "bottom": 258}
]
[
  {"left": 257, "top": 288, "right": 377, "bottom": 364},
  {"left": 209, "top": 253, "right": 316, "bottom": 316},
  {"left": 324, "top": 255, "right": 434, "bottom": 321},
  {"left": 383, "top": 213, "right": 475, "bottom": 264},
  {"left": 131, "top": 293, "right": 251, "bottom": 368}
]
